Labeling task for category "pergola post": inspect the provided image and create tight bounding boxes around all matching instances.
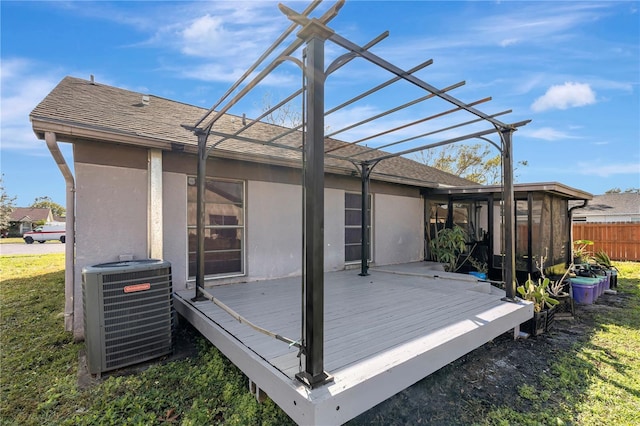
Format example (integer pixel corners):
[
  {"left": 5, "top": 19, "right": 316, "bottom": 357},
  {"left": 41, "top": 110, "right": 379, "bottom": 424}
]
[
  {"left": 194, "top": 130, "right": 208, "bottom": 301},
  {"left": 295, "top": 21, "right": 333, "bottom": 389},
  {"left": 359, "top": 162, "right": 371, "bottom": 276},
  {"left": 501, "top": 129, "right": 517, "bottom": 301}
]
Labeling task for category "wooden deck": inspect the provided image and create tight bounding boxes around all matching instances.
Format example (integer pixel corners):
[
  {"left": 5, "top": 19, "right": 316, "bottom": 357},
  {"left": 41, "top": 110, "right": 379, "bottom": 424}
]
[{"left": 174, "top": 262, "right": 533, "bottom": 425}]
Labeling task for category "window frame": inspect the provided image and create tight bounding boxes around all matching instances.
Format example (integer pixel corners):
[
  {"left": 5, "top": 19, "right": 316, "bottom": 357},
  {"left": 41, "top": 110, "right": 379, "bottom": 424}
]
[
  {"left": 187, "top": 177, "right": 246, "bottom": 280},
  {"left": 344, "top": 191, "right": 373, "bottom": 264}
]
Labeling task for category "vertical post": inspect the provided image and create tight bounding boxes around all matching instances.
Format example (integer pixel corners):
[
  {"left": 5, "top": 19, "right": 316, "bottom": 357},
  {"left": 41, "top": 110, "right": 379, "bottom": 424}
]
[
  {"left": 194, "top": 131, "right": 208, "bottom": 301},
  {"left": 295, "top": 27, "right": 332, "bottom": 389},
  {"left": 501, "top": 129, "right": 517, "bottom": 301},
  {"left": 359, "top": 162, "right": 370, "bottom": 276},
  {"left": 148, "top": 148, "right": 163, "bottom": 260}
]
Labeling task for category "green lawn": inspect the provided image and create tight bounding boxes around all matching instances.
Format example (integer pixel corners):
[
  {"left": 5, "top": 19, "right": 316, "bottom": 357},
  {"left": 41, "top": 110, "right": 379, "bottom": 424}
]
[
  {"left": 0, "top": 238, "right": 25, "bottom": 244},
  {"left": 0, "top": 237, "right": 62, "bottom": 244},
  {"left": 478, "top": 261, "right": 640, "bottom": 426},
  {"left": 1, "top": 255, "right": 638, "bottom": 425}
]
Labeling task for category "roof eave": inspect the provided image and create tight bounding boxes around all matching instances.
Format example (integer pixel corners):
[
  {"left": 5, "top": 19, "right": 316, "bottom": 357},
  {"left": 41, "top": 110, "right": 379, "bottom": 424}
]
[
  {"left": 31, "top": 116, "right": 176, "bottom": 151},
  {"left": 428, "top": 181, "right": 593, "bottom": 200},
  {"left": 31, "top": 116, "right": 446, "bottom": 190}
]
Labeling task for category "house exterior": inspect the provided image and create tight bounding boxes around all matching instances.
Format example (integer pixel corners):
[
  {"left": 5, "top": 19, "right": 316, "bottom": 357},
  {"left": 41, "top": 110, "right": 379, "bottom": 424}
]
[
  {"left": 30, "top": 76, "right": 474, "bottom": 341},
  {"left": 572, "top": 193, "right": 640, "bottom": 261},
  {"left": 572, "top": 193, "right": 640, "bottom": 223},
  {"left": 7, "top": 207, "right": 54, "bottom": 236},
  {"left": 31, "top": 76, "right": 593, "bottom": 424}
]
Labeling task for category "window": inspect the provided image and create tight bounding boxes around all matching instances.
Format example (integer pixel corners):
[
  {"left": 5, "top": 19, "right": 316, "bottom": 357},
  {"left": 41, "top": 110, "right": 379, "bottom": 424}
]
[
  {"left": 187, "top": 178, "right": 244, "bottom": 278},
  {"left": 345, "top": 192, "right": 372, "bottom": 263}
]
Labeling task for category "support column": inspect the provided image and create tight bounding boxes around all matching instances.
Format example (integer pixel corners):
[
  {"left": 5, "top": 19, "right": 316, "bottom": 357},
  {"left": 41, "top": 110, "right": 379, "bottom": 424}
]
[
  {"left": 194, "top": 131, "right": 208, "bottom": 301},
  {"left": 148, "top": 149, "right": 163, "bottom": 260},
  {"left": 296, "top": 24, "right": 333, "bottom": 389},
  {"left": 501, "top": 129, "right": 517, "bottom": 301},
  {"left": 359, "top": 162, "right": 370, "bottom": 276}
]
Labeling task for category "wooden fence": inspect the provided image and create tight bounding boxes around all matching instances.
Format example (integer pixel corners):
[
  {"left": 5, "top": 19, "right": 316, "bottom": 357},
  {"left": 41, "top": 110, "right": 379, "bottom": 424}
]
[{"left": 573, "top": 223, "right": 640, "bottom": 262}]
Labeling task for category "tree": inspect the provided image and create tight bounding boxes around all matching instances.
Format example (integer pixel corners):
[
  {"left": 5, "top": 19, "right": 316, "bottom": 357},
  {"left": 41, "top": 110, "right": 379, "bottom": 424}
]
[
  {"left": 605, "top": 187, "right": 639, "bottom": 194},
  {"left": 261, "top": 92, "right": 302, "bottom": 128},
  {"left": 414, "top": 143, "right": 527, "bottom": 185},
  {"left": 0, "top": 176, "right": 16, "bottom": 231},
  {"left": 31, "top": 196, "right": 65, "bottom": 218}
]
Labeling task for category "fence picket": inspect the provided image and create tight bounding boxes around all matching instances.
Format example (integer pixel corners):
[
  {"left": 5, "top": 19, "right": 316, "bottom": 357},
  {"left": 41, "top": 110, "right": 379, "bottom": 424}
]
[{"left": 573, "top": 223, "right": 640, "bottom": 261}]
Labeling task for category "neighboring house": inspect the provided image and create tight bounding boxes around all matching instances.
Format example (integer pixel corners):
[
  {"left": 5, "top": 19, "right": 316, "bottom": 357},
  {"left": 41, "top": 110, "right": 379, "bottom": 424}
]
[
  {"left": 572, "top": 193, "right": 640, "bottom": 262},
  {"left": 572, "top": 193, "right": 640, "bottom": 223},
  {"left": 7, "top": 207, "right": 54, "bottom": 237}
]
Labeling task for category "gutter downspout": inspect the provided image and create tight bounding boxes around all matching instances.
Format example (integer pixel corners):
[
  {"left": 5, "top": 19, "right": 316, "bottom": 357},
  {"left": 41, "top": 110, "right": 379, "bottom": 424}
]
[
  {"left": 44, "top": 132, "right": 75, "bottom": 333},
  {"left": 569, "top": 199, "right": 589, "bottom": 261}
]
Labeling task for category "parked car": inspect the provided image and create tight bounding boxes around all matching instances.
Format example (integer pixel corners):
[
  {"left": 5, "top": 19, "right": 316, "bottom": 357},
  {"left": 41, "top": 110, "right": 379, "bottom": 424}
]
[{"left": 23, "top": 222, "right": 66, "bottom": 244}]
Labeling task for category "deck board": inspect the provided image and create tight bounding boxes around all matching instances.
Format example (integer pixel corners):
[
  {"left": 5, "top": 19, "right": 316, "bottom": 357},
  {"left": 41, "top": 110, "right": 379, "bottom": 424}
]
[{"left": 174, "top": 262, "right": 533, "bottom": 425}]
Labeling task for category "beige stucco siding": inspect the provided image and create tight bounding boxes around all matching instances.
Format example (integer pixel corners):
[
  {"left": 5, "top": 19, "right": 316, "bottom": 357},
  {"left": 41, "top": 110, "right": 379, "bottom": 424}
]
[
  {"left": 162, "top": 171, "right": 188, "bottom": 291},
  {"left": 374, "top": 193, "right": 424, "bottom": 265},
  {"left": 246, "top": 181, "right": 302, "bottom": 279},
  {"left": 73, "top": 162, "right": 149, "bottom": 336}
]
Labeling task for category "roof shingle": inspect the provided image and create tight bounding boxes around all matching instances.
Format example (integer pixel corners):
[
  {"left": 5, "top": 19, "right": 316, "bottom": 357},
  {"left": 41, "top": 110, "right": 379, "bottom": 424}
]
[{"left": 31, "top": 76, "right": 474, "bottom": 188}]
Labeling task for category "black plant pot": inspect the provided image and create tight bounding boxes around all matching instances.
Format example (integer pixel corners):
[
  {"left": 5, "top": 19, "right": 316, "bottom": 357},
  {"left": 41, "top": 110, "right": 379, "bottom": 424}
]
[
  {"left": 545, "top": 306, "right": 556, "bottom": 332},
  {"left": 554, "top": 293, "right": 574, "bottom": 316},
  {"left": 521, "top": 310, "right": 547, "bottom": 336}
]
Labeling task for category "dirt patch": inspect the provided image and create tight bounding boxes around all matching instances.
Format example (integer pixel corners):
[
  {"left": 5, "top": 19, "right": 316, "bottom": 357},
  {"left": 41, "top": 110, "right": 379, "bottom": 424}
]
[{"left": 349, "top": 291, "right": 625, "bottom": 425}]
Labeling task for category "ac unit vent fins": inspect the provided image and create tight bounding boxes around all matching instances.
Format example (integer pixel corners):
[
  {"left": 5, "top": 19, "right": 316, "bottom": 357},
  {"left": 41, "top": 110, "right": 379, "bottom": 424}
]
[{"left": 82, "top": 259, "right": 173, "bottom": 375}]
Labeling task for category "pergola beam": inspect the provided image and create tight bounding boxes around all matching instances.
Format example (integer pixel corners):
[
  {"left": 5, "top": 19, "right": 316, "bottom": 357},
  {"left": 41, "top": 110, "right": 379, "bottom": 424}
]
[
  {"left": 345, "top": 109, "right": 512, "bottom": 159},
  {"left": 370, "top": 120, "right": 531, "bottom": 163},
  {"left": 327, "top": 32, "right": 511, "bottom": 130},
  {"left": 324, "top": 80, "right": 465, "bottom": 145},
  {"left": 193, "top": 0, "right": 322, "bottom": 129},
  {"left": 337, "top": 96, "right": 492, "bottom": 149}
]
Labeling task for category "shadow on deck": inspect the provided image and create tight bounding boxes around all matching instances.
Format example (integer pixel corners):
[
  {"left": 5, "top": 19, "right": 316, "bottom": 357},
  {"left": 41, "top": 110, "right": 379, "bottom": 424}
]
[{"left": 174, "top": 262, "right": 532, "bottom": 425}]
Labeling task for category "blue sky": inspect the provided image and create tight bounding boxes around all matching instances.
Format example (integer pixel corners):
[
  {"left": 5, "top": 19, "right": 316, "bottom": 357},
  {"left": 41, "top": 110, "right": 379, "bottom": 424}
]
[{"left": 1, "top": 0, "right": 638, "bottom": 206}]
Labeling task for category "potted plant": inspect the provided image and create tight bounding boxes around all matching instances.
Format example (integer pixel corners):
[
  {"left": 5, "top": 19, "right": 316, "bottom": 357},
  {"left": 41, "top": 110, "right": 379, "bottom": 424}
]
[
  {"left": 546, "top": 273, "right": 573, "bottom": 320},
  {"left": 429, "top": 225, "right": 467, "bottom": 272},
  {"left": 468, "top": 256, "right": 488, "bottom": 280},
  {"left": 572, "top": 239, "right": 594, "bottom": 264},
  {"left": 517, "top": 275, "right": 559, "bottom": 336},
  {"left": 592, "top": 249, "right": 619, "bottom": 289}
]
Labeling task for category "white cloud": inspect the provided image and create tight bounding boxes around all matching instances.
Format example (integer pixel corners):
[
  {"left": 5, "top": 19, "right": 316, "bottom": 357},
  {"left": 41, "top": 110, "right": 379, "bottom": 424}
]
[
  {"left": 531, "top": 82, "right": 596, "bottom": 112},
  {"left": 0, "top": 58, "right": 60, "bottom": 152},
  {"left": 576, "top": 162, "right": 640, "bottom": 177},
  {"left": 499, "top": 38, "right": 519, "bottom": 47},
  {"left": 524, "top": 127, "right": 579, "bottom": 141}
]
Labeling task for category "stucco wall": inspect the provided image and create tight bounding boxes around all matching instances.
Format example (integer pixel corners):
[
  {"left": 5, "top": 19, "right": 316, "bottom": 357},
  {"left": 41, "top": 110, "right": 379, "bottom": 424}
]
[
  {"left": 73, "top": 162, "right": 148, "bottom": 336},
  {"left": 163, "top": 172, "right": 188, "bottom": 291},
  {"left": 374, "top": 193, "right": 424, "bottom": 265},
  {"left": 245, "top": 183, "right": 347, "bottom": 280},
  {"left": 69, "top": 141, "right": 429, "bottom": 340},
  {"left": 247, "top": 181, "right": 302, "bottom": 279}
]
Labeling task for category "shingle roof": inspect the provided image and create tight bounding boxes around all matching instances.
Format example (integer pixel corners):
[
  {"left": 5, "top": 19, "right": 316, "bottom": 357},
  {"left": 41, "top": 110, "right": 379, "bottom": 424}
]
[
  {"left": 31, "top": 76, "right": 474, "bottom": 188},
  {"left": 9, "top": 207, "right": 52, "bottom": 223},
  {"left": 574, "top": 193, "right": 640, "bottom": 216}
]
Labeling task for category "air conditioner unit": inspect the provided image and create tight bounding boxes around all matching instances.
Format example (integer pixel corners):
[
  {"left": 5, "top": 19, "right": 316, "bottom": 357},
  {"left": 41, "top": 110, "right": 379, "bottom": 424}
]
[{"left": 82, "top": 259, "right": 173, "bottom": 375}]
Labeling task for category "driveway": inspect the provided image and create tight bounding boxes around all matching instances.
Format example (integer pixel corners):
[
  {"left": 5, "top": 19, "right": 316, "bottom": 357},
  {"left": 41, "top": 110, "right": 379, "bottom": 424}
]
[{"left": 0, "top": 242, "right": 66, "bottom": 256}]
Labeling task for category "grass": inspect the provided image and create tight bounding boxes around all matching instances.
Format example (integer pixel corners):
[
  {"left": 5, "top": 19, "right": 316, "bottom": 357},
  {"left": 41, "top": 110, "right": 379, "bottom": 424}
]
[
  {"left": 0, "top": 254, "right": 292, "bottom": 426},
  {"left": 0, "top": 238, "right": 25, "bottom": 244},
  {"left": 0, "top": 237, "right": 61, "bottom": 244},
  {"left": 479, "top": 261, "right": 640, "bottom": 426},
  {"left": 1, "top": 255, "right": 639, "bottom": 425}
]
